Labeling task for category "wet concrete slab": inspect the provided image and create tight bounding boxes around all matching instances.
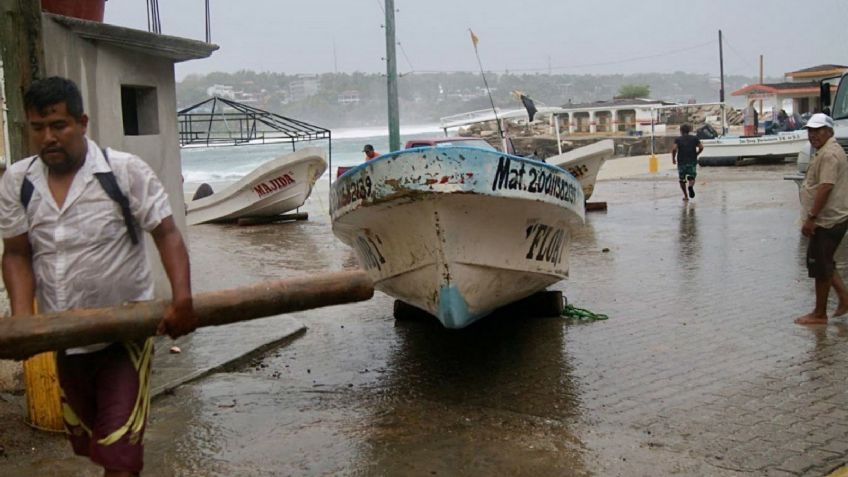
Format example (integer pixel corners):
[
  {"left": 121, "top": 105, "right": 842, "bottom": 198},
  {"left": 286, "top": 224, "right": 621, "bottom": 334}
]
[
  {"left": 150, "top": 315, "right": 305, "bottom": 397},
  {"left": 3, "top": 161, "right": 848, "bottom": 476}
]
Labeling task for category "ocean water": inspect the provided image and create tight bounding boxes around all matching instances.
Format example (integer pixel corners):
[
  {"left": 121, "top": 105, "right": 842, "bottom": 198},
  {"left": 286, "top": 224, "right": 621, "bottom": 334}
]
[{"left": 180, "top": 123, "right": 443, "bottom": 187}]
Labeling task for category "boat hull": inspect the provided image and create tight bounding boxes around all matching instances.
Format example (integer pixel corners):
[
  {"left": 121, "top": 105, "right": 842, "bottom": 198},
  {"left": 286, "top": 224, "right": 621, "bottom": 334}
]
[
  {"left": 331, "top": 146, "right": 584, "bottom": 328},
  {"left": 186, "top": 147, "right": 327, "bottom": 225},
  {"left": 547, "top": 139, "right": 614, "bottom": 201},
  {"left": 699, "top": 132, "right": 806, "bottom": 159}
]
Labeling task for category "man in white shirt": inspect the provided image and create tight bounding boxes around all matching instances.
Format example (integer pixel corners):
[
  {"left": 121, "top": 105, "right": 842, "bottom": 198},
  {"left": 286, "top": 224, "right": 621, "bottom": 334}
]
[
  {"left": 796, "top": 113, "right": 848, "bottom": 325},
  {"left": 0, "top": 77, "right": 197, "bottom": 476}
]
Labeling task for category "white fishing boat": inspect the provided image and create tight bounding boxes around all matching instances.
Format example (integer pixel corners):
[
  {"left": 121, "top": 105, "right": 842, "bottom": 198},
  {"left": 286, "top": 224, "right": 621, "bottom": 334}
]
[
  {"left": 331, "top": 146, "right": 585, "bottom": 329},
  {"left": 546, "top": 139, "right": 614, "bottom": 201},
  {"left": 186, "top": 147, "right": 327, "bottom": 225},
  {"left": 699, "top": 131, "right": 807, "bottom": 161}
]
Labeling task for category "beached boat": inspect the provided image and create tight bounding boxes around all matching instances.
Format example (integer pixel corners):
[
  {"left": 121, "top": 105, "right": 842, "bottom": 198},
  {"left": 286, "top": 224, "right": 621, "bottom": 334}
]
[
  {"left": 546, "top": 139, "right": 614, "bottom": 201},
  {"left": 186, "top": 147, "right": 327, "bottom": 225},
  {"left": 331, "top": 146, "right": 585, "bottom": 329},
  {"left": 699, "top": 131, "right": 807, "bottom": 163}
]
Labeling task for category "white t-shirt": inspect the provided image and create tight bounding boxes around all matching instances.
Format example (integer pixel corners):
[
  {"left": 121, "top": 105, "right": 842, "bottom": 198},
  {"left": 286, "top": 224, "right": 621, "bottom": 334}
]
[{"left": 0, "top": 138, "right": 172, "bottom": 353}]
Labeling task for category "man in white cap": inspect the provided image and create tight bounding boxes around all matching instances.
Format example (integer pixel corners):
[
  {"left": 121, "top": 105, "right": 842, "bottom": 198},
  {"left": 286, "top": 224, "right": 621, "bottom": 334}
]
[{"left": 796, "top": 113, "right": 848, "bottom": 325}]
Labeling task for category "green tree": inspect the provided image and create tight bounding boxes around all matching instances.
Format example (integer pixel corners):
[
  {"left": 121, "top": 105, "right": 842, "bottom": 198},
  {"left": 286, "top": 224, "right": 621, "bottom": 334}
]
[{"left": 617, "top": 84, "right": 651, "bottom": 99}]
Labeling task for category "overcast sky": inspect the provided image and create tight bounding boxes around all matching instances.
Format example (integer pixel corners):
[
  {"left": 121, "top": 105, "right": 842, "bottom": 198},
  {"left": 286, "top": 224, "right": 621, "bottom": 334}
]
[{"left": 104, "top": 0, "right": 848, "bottom": 80}]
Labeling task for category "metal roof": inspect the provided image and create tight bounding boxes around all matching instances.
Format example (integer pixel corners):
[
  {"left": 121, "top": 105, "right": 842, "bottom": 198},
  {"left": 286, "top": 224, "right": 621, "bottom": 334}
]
[{"left": 177, "top": 97, "right": 330, "bottom": 148}]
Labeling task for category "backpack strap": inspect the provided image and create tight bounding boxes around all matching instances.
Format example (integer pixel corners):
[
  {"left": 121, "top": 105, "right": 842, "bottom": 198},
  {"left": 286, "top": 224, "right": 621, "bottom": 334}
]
[
  {"left": 95, "top": 148, "right": 139, "bottom": 245},
  {"left": 20, "top": 149, "right": 140, "bottom": 245},
  {"left": 19, "top": 157, "right": 39, "bottom": 209}
]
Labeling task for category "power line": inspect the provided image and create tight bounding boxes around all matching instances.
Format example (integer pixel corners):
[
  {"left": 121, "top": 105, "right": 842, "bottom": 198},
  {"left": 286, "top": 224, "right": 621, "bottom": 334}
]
[
  {"left": 719, "top": 33, "right": 759, "bottom": 77},
  {"left": 413, "top": 39, "right": 717, "bottom": 74},
  {"left": 375, "top": 0, "right": 415, "bottom": 74}
]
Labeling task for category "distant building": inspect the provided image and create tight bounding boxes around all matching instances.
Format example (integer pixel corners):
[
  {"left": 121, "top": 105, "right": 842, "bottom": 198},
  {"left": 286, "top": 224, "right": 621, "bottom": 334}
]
[
  {"left": 289, "top": 74, "right": 320, "bottom": 102},
  {"left": 207, "top": 84, "right": 235, "bottom": 99},
  {"left": 555, "top": 98, "right": 675, "bottom": 134},
  {"left": 731, "top": 64, "right": 847, "bottom": 115},
  {"left": 337, "top": 90, "right": 360, "bottom": 105}
]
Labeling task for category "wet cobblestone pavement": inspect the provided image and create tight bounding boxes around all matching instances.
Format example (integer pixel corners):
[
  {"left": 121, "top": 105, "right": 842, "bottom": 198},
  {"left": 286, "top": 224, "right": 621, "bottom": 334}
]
[{"left": 4, "top": 162, "right": 848, "bottom": 476}]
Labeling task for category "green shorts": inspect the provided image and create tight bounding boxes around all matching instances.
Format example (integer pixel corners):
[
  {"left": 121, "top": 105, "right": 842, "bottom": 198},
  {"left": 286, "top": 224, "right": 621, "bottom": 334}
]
[{"left": 678, "top": 162, "right": 697, "bottom": 181}]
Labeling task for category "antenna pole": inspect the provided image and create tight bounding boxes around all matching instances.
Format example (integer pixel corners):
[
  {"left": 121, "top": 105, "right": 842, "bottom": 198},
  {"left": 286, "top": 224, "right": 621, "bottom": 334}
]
[{"left": 470, "top": 29, "right": 504, "bottom": 143}]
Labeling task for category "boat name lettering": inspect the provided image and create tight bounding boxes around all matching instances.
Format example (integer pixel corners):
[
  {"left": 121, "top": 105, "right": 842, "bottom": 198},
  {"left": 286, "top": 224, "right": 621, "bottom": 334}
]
[
  {"left": 525, "top": 223, "right": 566, "bottom": 265},
  {"left": 354, "top": 235, "right": 386, "bottom": 271},
  {"left": 335, "top": 175, "right": 373, "bottom": 209},
  {"left": 253, "top": 173, "right": 296, "bottom": 198},
  {"left": 491, "top": 156, "right": 577, "bottom": 204}
]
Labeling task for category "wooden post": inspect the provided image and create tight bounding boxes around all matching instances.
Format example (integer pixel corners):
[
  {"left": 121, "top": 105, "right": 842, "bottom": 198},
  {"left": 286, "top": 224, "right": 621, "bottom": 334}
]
[
  {"left": 0, "top": 0, "right": 44, "bottom": 164},
  {"left": 0, "top": 271, "right": 375, "bottom": 360},
  {"left": 0, "top": 0, "right": 57, "bottom": 431},
  {"left": 22, "top": 351, "right": 63, "bottom": 431}
]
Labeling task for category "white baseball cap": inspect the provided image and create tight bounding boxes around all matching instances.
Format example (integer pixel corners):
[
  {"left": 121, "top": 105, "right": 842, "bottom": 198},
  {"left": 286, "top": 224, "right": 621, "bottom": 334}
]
[{"left": 803, "top": 113, "right": 834, "bottom": 129}]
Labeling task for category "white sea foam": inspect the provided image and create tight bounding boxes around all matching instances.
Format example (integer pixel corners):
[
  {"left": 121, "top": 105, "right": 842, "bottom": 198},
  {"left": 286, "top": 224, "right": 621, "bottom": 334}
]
[{"left": 331, "top": 123, "right": 441, "bottom": 139}]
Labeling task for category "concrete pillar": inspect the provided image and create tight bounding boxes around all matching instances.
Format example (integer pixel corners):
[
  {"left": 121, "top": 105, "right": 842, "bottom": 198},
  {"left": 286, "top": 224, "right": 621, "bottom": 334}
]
[
  {"left": 568, "top": 114, "right": 575, "bottom": 134},
  {"left": 589, "top": 111, "right": 597, "bottom": 134}
]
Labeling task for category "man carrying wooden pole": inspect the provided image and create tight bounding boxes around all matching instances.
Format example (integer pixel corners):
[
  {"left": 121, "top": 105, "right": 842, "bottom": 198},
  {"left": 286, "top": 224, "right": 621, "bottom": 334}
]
[{"left": 0, "top": 76, "right": 197, "bottom": 477}]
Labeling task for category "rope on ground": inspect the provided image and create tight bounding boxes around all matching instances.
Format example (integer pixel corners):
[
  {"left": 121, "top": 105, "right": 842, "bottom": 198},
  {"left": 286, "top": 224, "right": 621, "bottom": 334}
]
[{"left": 562, "top": 304, "right": 609, "bottom": 322}]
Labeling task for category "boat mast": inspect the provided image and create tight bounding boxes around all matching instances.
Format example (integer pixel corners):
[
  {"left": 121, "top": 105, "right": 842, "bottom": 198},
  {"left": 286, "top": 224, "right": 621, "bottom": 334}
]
[
  {"left": 384, "top": 0, "right": 400, "bottom": 152},
  {"left": 469, "top": 29, "right": 506, "bottom": 150},
  {"left": 718, "top": 29, "right": 727, "bottom": 135}
]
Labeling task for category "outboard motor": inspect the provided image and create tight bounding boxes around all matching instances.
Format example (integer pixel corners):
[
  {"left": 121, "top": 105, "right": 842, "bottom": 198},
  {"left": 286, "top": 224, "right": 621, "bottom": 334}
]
[{"left": 696, "top": 123, "right": 718, "bottom": 140}]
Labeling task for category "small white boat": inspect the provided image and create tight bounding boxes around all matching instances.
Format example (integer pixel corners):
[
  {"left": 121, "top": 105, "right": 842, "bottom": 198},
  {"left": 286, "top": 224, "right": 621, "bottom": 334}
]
[
  {"left": 699, "top": 131, "right": 807, "bottom": 160},
  {"left": 186, "top": 147, "right": 327, "bottom": 225},
  {"left": 331, "top": 146, "right": 585, "bottom": 329},
  {"left": 546, "top": 139, "right": 614, "bottom": 201}
]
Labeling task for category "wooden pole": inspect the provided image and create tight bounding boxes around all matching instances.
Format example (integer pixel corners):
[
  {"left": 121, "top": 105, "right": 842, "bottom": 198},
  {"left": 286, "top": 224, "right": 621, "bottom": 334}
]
[
  {"left": 0, "top": 271, "right": 374, "bottom": 360},
  {"left": 759, "top": 54, "right": 764, "bottom": 120},
  {"left": 0, "top": 0, "right": 44, "bottom": 163},
  {"left": 0, "top": 0, "right": 56, "bottom": 430}
]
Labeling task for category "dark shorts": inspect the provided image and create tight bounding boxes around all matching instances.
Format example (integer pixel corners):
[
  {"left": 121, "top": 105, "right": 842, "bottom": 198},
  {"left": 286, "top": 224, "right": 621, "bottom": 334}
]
[
  {"left": 56, "top": 339, "right": 153, "bottom": 473},
  {"left": 678, "top": 162, "right": 697, "bottom": 181},
  {"left": 807, "top": 220, "right": 848, "bottom": 279}
]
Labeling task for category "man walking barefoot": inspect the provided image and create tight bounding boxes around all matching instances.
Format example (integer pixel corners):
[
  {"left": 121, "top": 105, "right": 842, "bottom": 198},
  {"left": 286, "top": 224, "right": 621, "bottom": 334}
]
[
  {"left": 795, "top": 113, "right": 848, "bottom": 325},
  {"left": 671, "top": 124, "right": 704, "bottom": 201}
]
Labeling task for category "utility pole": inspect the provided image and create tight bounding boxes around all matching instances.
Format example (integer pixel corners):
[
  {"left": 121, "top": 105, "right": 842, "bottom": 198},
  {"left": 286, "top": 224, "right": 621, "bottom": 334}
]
[
  {"left": 718, "top": 29, "right": 726, "bottom": 135},
  {"left": 384, "top": 0, "right": 400, "bottom": 152},
  {"left": 759, "top": 54, "right": 764, "bottom": 117},
  {"left": 0, "top": 0, "right": 45, "bottom": 164}
]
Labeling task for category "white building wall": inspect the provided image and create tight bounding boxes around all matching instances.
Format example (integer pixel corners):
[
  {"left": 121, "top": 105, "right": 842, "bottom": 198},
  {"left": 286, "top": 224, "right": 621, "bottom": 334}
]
[{"left": 42, "top": 18, "right": 186, "bottom": 299}]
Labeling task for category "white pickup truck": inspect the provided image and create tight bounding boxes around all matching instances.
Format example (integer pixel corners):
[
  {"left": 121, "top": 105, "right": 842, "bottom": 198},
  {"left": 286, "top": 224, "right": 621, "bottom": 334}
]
[{"left": 786, "top": 72, "right": 848, "bottom": 183}]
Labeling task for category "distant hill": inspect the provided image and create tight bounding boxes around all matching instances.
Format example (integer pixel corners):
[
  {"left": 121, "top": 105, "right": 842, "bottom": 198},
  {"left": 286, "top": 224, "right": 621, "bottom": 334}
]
[{"left": 177, "top": 71, "right": 773, "bottom": 128}]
